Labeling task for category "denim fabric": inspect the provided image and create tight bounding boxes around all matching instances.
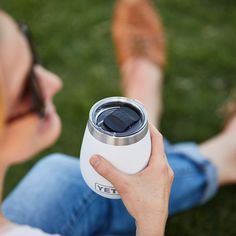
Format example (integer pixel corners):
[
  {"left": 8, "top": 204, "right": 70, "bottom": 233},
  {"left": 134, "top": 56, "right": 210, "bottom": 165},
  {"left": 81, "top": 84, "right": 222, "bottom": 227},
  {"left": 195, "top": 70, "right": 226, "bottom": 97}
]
[{"left": 2, "top": 142, "right": 218, "bottom": 236}]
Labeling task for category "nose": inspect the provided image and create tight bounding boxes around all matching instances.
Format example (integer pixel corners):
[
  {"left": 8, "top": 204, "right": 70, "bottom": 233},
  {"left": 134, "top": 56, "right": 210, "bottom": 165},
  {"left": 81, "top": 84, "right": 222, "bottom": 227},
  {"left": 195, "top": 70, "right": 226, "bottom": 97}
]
[{"left": 34, "top": 65, "right": 63, "bottom": 101}]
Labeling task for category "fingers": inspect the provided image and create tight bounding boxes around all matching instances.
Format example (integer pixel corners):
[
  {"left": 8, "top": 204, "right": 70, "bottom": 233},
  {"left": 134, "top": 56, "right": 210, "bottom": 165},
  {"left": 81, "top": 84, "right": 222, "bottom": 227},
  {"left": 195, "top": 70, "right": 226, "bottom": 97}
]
[
  {"left": 148, "top": 124, "right": 174, "bottom": 180},
  {"left": 148, "top": 123, "right": 165, "bottom": 166},
  {"left": 90, "top": 155, "right": 127, "bottom": 191}
]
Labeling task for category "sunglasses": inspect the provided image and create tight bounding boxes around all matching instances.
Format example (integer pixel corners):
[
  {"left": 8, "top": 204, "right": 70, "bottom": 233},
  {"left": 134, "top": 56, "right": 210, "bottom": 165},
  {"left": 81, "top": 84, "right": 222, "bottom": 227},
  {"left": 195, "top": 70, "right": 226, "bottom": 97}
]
[{"left": 18, "top": 22, "right": 46, "bottom": 118}]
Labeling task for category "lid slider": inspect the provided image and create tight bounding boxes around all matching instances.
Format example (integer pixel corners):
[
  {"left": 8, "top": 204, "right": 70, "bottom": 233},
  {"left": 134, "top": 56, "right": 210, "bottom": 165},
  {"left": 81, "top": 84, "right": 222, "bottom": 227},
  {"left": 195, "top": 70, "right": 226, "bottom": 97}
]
[{"left": 103, "top": 107, "right": 140, "bottom": 133}]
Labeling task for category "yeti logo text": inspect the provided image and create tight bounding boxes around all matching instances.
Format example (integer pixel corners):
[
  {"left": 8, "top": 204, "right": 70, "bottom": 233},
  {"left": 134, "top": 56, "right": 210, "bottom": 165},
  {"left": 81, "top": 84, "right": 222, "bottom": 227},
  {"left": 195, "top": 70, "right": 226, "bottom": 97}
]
[{"left": 95, "top": 183, "right": 119, "bottom": 195}]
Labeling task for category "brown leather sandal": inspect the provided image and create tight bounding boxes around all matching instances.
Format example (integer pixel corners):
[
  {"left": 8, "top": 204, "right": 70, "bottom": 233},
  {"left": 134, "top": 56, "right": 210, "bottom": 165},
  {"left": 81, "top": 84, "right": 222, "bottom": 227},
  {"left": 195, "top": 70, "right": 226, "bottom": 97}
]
[{"left": 112, "top": 0, "right": 166, "bottom": 69}]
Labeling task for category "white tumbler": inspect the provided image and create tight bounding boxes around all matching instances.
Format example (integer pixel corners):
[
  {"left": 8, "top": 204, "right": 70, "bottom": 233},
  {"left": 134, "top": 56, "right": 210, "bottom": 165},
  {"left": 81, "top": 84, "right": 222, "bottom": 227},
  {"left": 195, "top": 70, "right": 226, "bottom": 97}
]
[{"left": 80, "top": 97, "right": 151, "bottom": 199}]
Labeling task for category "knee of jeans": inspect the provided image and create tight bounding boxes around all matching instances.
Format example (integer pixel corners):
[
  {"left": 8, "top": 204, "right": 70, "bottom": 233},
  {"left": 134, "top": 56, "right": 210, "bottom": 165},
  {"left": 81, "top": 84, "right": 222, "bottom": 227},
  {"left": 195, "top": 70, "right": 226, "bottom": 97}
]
[
  {"left": 35, "top": 153, "right": 79, "bottom": 172},
  {"left": 26, "top": 153, "right": 81, "bottom": 183}
]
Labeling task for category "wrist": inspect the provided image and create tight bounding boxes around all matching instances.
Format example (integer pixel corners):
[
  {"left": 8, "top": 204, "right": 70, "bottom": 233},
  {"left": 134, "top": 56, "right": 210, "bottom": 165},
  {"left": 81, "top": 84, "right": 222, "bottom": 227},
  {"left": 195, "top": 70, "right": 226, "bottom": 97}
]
[{"left": 136, "top": 218, "right": 166, "bottom": 236}]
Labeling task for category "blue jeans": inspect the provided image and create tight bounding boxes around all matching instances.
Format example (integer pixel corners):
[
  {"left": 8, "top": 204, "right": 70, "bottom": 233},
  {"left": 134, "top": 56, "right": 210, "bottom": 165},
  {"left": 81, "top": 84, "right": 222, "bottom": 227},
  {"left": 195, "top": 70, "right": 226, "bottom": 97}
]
[{"left": 2, "top": 141, "right": 218, "bottom": 236}]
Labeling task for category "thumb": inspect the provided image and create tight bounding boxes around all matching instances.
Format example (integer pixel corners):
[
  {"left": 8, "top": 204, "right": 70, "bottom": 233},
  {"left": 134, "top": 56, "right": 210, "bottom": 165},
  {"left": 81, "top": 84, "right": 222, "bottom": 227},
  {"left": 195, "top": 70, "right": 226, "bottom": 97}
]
[{"left": 90, "top": 155, "right": 126, "bottom": 190}]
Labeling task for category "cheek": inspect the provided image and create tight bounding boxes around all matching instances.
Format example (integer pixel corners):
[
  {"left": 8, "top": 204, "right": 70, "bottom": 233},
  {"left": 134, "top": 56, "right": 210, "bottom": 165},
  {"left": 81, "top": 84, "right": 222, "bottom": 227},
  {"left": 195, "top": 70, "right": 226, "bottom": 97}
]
[{"left": 2, "top": 52, "right": 31, "bottom": 117}]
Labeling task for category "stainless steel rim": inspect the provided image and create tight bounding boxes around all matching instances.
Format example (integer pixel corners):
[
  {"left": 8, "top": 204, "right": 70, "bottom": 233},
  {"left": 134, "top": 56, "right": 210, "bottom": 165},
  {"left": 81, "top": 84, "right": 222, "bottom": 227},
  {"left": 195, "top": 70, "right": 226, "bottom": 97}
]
[{"left": 88, "top": 97, "right": 149, "bottom": 146}]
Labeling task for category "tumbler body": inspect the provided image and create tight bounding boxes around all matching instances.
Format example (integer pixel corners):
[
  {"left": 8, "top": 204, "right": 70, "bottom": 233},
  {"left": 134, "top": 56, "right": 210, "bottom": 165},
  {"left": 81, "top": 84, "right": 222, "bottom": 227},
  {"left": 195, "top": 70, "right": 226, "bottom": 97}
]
[{"left": 80, "top": 97, "right": 151, "bottom": 199}]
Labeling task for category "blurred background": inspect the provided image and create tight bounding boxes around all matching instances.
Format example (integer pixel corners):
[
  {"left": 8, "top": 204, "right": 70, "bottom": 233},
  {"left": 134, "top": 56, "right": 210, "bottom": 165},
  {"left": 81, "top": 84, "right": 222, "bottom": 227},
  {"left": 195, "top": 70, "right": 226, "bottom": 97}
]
[{"left": 1, "top": 0, "right": 236, "bottom": 235}]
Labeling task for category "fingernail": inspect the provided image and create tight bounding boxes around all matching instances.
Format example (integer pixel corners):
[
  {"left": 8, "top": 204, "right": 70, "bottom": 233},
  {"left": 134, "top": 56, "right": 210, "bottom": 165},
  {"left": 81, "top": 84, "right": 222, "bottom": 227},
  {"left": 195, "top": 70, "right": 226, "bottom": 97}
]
[{"left": 90, "top": 155, "right": 101, "bottom": 168}]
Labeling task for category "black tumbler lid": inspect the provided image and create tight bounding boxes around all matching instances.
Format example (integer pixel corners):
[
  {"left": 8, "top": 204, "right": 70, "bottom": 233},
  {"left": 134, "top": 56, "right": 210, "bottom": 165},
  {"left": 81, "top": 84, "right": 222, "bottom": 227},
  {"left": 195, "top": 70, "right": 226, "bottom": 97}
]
[
  {"left": 96, "top": 102, "right": 143, "bottom": 137},
  {"left": 103, "top": 107, "right": 140, "bottom": 133},
  {"left": 88, "top": 97, "right": 149, "bottom": 145}
]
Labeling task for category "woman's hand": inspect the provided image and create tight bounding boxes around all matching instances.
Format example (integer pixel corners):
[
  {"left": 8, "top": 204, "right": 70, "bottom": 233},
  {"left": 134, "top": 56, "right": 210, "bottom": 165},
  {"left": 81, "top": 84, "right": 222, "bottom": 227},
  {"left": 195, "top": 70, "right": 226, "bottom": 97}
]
[{"left": 90, "top": 124, "right": 174, "bottom": 236}]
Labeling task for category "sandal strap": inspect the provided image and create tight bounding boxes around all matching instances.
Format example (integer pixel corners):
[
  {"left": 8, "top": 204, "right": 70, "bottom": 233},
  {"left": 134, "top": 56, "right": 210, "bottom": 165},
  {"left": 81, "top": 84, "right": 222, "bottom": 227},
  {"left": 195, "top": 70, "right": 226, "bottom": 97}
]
[{"left": 112, "top": 0, "right": 166, "bottom": 68}]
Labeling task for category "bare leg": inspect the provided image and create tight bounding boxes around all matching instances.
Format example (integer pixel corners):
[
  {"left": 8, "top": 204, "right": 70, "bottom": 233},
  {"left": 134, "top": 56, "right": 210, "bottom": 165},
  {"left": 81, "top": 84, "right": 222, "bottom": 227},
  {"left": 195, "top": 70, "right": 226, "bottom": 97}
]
[
  {"left": 121, "top": 59, "right": 163, "bottom": 127},
  {"left": 199, "top": 116, "right": 236, "bottom": 185},
  {"left": 112, "top": 0, "right": 166, "bottom": 127},
  {"left": 120, "top": 49, "right": 236, "bottom": 187},
  {"left": 113, "top": 0, "right": 236, "bottom": 188},
  {"left": 120, "top": 56, "right": 236, "bottom": 188}
]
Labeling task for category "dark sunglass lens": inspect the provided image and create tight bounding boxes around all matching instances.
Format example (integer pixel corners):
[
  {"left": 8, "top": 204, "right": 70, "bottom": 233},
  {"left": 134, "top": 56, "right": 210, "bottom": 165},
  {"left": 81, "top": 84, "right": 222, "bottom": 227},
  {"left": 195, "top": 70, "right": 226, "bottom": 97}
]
[
  {"left": 29, "top": 72, "right": 46, "bottom": 118},
  {"left": 18, "top": 21, "right": 45, "bottom": 118},
  {"left": 18, "top": 21, "right": 39, "bottom": 64}
]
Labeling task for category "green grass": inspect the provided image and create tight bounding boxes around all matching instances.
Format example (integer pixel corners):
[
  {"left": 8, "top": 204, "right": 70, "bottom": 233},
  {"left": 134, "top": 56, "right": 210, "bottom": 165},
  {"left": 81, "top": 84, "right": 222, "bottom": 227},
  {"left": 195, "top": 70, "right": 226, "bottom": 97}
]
[{"left": 1, "top": 0, "right": 236, "bottom": 235}]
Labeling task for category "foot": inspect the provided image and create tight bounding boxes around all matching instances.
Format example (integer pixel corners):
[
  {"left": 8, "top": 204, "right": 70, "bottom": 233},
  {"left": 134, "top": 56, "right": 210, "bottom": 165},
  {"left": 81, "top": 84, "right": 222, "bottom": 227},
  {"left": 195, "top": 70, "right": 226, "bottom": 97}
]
[
  {"left": 199, "top": 99, "right": 236, "bottom": 185},
  {"left": 112, "top": 0, "right": 166, "bottom": 69},
  {"left": 112, "top": 0, "right": 166, "bottom": 126}
]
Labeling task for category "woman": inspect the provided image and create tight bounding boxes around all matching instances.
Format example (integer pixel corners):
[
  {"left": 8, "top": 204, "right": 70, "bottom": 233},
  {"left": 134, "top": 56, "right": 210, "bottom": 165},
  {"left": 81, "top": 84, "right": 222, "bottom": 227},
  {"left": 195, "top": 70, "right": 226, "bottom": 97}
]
[
  {"left": 2, "top": 0, "right": 236, "bottom": 235},
  {"left": 0, "top": 9, "right": 173, "bottom": 236}
]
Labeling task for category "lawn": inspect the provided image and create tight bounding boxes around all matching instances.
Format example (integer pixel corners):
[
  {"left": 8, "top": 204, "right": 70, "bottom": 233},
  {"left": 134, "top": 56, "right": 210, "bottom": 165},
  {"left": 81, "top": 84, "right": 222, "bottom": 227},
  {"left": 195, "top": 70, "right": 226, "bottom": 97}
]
[{"left": 1, "top": 0, "right": 236, "bottom": 235}]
